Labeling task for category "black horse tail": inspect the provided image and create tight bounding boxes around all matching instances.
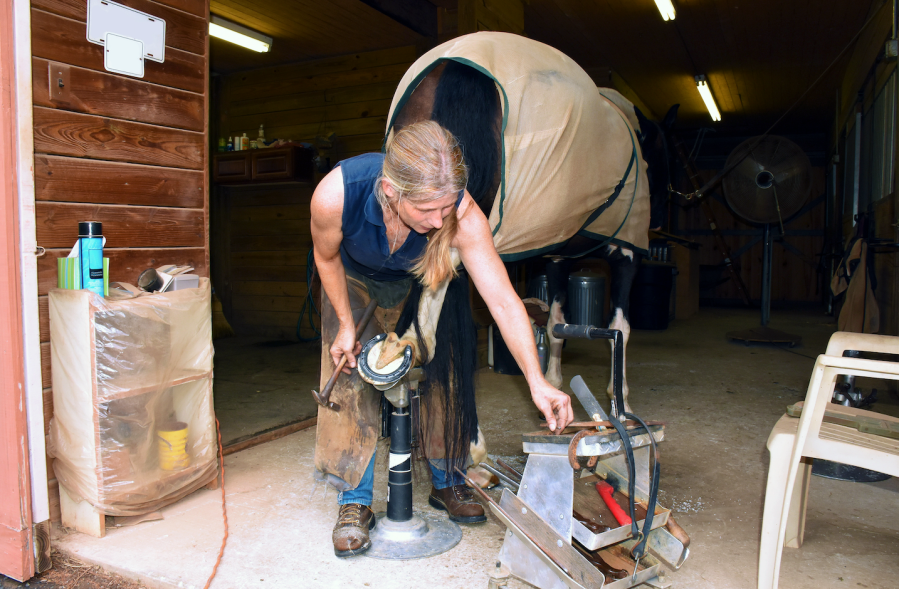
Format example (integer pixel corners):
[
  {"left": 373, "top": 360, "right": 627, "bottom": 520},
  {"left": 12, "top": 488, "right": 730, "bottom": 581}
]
[
  {"left": 395, "top": 272, "right": 479, "bottom": 474},
  {"left": 431, "top": 60, "right": 500, "bottom": 210}
]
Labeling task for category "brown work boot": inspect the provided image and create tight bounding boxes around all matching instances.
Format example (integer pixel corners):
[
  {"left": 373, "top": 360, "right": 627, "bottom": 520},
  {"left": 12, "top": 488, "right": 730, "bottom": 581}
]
[
  {"left": 428, "top": 485, "right": 487, "bottom": 523},
  {"left": 332, "top": 503, "right": 376, "bottom": 557}
]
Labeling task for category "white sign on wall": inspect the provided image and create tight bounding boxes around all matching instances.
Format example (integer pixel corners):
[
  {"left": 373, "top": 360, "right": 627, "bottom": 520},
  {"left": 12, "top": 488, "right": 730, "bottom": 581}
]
[{"left": 87, "top": 0, "right": 166, "bottom": 77}]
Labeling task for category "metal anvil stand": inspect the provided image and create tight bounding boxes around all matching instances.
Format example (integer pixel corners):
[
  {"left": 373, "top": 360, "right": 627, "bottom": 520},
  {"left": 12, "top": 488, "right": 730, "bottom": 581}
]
[
  {"left": 365, "top": 367, "right": 463, "bottom": 559},
  {"left": 492, "top": 325, "right": 690, "bottom": 589}
]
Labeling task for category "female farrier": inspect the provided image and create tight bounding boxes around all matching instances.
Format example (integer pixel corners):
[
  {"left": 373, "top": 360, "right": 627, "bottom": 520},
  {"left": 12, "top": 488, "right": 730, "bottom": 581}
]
[{"left": 310, "top": 120, "right": 574, "bottom": 557}]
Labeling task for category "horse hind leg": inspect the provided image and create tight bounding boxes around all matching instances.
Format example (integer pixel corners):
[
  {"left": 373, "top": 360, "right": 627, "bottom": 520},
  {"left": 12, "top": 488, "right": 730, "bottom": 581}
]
[
  {"left": 603, "top": 245, "right": 640, "bottom": 416},
  {"left": 544, "top": 258, "right": 572, "bottom": 390}
]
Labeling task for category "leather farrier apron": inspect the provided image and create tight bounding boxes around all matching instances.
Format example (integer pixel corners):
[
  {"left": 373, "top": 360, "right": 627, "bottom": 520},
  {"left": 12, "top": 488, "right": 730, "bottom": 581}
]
[{"left": 315, "top": 274, "right": 408, "bottom": 489}]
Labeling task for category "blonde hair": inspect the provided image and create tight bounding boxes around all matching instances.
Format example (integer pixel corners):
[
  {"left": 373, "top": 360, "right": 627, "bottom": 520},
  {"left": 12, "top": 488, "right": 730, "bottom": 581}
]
[{"left": 377, "top": 121, "right": 468, "bottom": 288}]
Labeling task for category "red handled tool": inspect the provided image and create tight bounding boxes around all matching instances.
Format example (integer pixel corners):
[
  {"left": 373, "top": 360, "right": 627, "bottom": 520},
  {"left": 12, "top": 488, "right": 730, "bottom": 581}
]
[{"left": 596, "top": 480, "right": 632, "bottom": 526}]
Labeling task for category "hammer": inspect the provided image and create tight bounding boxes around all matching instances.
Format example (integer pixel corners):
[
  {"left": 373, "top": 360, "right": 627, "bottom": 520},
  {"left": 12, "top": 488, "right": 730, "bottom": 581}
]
[{"left": 311, "top": 299, "right": 379, "bottom": 411}]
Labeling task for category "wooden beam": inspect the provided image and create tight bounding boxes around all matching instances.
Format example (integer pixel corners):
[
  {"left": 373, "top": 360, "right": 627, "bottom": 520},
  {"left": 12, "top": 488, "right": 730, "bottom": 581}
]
[
  {"left": 0, "top": 0, "right": 35, "bottom": 578},
  {"left": 357, "top": 0, "right": 437, "bottom": 37},
  {"left": 222, "top": 416, "right": 317, "bottom": 456}
]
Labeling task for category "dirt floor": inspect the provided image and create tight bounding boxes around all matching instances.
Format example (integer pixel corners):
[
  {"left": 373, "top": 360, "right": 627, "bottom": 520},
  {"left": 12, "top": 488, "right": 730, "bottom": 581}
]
[{"left": 1, "top": 552, "right": 142, "bottom": 589}]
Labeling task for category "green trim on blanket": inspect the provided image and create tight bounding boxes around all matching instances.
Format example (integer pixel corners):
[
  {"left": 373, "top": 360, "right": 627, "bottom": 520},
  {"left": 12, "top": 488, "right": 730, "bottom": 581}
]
[
  {"left": 384, "top": 57, "right": 510, "bottom": 235},
  {"left": 497, "top": 235, "right": 648, "bottom": 262}
]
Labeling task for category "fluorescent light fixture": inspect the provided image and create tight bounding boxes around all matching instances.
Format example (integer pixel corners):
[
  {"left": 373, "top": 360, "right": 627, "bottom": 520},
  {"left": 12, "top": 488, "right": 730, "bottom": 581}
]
[
  {"left": 210, "top": 16, "right": 272, "bottom": 53},
  {"left": 695, "top": 75, "right": 721, "bottom": 122},
  {"left": 654, "top": 0, "right": 676, "bottom": 21}
]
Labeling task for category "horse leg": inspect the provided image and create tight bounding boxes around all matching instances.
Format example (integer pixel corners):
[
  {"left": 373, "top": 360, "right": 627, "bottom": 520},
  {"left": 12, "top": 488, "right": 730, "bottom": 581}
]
[
  {"left": 603, "top": 245, "right": 640, "bottom": 415},
  {"left": 377, "top": 250, "right": 461, "bottom": 366},
  {"left": 544, "top": 257, "right": 573, "bottom": 390}
]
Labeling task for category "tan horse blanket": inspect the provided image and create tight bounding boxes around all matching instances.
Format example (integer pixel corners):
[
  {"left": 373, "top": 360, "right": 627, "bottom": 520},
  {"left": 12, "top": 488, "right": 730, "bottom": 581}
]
[{"left": 387, "top": 32, "right": 650, "bottom": 258}]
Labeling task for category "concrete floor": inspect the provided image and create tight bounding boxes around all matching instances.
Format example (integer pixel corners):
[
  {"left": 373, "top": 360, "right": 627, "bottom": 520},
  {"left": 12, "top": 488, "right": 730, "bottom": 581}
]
[{"left": 52, "top": 307, "right": 899, "bottom": 589}]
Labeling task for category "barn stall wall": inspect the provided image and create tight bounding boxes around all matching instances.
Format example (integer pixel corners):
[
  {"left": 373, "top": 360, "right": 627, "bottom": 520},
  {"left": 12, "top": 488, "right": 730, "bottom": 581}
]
[
  {"left": 833, "top": 0, "right": 899, "bottom": 336},
  {"left": 672, "top": 155, "right": 827, "bottom": 306},
  {"left": 30, "top": 0, "right": 210, "bottom": 519},
  {"left": 211, "top": 46, "right": 417, "bottom": 340}
]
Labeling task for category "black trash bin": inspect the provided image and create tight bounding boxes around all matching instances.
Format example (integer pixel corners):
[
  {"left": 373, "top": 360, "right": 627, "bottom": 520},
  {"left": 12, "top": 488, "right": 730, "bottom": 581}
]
[{"left": 629, "top": 261, "right": 675, "bottom": 330}]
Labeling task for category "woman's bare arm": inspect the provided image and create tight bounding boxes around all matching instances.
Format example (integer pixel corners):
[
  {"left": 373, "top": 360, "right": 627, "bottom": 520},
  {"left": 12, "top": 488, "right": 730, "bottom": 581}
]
[
  {"left": 452, "top": 194, "right": 573, "bottom": 432},
  {"left": 310, "top": 167, "right": 360, "bottom": 373}
]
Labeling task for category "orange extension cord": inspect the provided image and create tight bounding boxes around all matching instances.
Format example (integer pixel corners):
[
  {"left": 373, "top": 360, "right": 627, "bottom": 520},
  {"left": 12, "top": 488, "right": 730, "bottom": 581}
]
[{"left": 203, "top": 418, "right": 228, "bottom": 589}]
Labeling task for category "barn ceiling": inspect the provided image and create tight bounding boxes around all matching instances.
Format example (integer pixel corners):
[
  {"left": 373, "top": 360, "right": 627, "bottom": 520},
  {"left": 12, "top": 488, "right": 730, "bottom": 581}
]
[{"left": 210, "top": 0, "right": 883, "bottom": 134}]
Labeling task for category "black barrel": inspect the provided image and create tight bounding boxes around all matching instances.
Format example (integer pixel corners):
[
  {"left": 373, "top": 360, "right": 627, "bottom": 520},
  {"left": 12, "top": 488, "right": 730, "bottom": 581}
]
[{"left": 629, "top": 262, "right": 675, "bottom": 330}]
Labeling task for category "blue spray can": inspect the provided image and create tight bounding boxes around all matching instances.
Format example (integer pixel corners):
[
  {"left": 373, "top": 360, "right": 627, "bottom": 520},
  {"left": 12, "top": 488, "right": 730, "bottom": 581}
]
[{"left": 78, "top": 221, "right": 104, "bottom": 296}]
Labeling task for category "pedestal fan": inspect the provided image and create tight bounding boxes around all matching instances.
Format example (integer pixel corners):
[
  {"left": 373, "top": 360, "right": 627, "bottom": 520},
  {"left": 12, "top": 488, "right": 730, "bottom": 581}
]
[{"left": 722, "top": 135, "right": 812, "bottom": 346}]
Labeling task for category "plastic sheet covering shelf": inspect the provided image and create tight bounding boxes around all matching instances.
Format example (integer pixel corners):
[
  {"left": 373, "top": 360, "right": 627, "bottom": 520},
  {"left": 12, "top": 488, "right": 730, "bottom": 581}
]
[{"left": 48, "top": 278, "right": 217, "bottom": 516}]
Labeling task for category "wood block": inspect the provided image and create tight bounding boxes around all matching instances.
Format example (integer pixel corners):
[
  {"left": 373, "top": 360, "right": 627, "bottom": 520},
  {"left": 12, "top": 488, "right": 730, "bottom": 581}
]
[{"left": 59, "top": 484, "right": 105, "bottom": 538}]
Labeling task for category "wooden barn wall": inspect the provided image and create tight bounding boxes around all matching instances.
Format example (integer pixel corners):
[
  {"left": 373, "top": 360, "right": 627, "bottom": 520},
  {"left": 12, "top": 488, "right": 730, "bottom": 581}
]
[
  {"left": 835, "top": 1, "right": 899, "bottom": 335},
  {"left": 31, "top": 0, "right": 209, "bottom": 519},
  {"left": 675, "top": 167, "right": 826, "bottom": 304},
  {"left": 213, "top": 183, "right": 316, "bottom": 340},
  {"left": 212, "top": 46, "right": 417, "bottom": 340},
  {"left": 217, "top": 45, "right": 417, "bottom": 161}
]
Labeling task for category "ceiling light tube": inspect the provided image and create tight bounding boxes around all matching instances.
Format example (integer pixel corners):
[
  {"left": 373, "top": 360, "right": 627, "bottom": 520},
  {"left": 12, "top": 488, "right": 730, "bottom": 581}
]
[
  {"left": 695, "top": 75, "right": 721, "bottom": 122},
  {"left": 210, "top": 16, "right": 272, "bottom": 53},
  {"left": 654, "top": 0, "right": 676, "bottom": 21}
]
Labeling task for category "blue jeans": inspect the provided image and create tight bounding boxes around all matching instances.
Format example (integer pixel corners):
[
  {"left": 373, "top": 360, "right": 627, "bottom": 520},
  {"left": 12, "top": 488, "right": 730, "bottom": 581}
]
[{"left": 338, "top": 452, "right": 465, "bottom": 506}]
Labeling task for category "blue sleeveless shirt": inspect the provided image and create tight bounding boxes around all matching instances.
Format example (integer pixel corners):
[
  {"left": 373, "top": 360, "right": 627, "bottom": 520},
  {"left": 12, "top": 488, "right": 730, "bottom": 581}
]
[{"left": 337, "top": 153, "right": 463, "bottom": 282}]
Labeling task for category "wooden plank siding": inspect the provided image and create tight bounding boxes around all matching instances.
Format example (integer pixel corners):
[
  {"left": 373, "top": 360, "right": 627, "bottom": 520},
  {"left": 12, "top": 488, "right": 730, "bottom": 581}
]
[
  {"left": 217, "top": 45, "right": 416, "bottom": 160},
  {"left": 675, "top": 167, "right": 826, "bottom": 303},
  {"left": 31, "top": 0, "right": 210, "bottom": 521},
  {"left": 215, "top": 185, "right": 315, "bottom": 341}
]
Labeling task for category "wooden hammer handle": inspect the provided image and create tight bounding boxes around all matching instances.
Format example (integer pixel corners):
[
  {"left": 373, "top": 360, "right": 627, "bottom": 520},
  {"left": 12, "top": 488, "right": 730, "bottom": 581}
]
[{"left": 319, "top": 299, "right": 379, "bottom": 402}]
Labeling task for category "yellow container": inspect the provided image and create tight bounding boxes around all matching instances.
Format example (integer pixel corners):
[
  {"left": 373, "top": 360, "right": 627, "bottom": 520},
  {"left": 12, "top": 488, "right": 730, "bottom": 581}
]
[{"left": 157, "top": 421, "right": 190, "bottom": 471}]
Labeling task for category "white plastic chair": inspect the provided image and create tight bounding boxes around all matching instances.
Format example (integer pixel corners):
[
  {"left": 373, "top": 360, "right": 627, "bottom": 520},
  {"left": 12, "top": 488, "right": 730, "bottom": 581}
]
[{"left": 758, "top": 332, "right": 899, "bottom": 589}]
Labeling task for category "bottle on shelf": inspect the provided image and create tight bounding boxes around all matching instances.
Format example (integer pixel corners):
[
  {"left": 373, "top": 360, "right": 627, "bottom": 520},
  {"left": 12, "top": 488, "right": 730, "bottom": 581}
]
[
  {"left": 226, "top": 137, "right": 234, "bottom": 151},
  {"left": 240, "top": 133, "right": 249, "bottom": 151},
  {"left": 217, "top": 138, "right": 225, "bottom": 152},
  {"left": 257, "top": 124, "right": 265, "bottom": 146}
]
